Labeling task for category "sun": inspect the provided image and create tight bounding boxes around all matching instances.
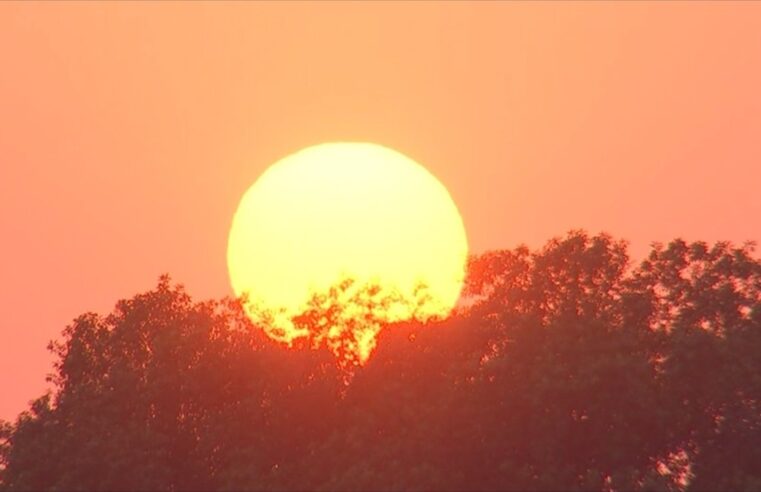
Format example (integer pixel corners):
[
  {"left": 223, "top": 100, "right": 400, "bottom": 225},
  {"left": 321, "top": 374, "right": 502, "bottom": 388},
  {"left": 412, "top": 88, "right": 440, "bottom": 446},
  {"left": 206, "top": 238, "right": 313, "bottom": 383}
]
[{"left": 227, "top": 142, "right": 468, "bottom": 349}]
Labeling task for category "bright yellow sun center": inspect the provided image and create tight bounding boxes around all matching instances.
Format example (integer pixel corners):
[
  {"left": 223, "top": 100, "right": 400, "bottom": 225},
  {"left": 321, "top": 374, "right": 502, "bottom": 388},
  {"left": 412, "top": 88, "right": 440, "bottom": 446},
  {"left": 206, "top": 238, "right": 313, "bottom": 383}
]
[{"left": 227, "top": 142, "right": 468, "bottom": 351}]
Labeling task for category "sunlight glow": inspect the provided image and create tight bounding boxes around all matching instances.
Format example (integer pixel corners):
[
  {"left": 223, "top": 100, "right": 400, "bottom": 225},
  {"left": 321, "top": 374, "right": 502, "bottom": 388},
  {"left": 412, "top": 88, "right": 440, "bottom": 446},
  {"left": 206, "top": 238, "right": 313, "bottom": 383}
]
[{"left": 227, "top": 142, "right": 468, "bottom": 354}]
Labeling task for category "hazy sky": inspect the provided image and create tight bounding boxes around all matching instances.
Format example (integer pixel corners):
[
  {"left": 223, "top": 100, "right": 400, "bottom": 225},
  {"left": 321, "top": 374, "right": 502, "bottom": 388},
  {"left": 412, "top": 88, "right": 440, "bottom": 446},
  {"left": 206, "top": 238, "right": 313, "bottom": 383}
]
[{"left": 2, "top": 2, "right": 761, "bottom": 420}]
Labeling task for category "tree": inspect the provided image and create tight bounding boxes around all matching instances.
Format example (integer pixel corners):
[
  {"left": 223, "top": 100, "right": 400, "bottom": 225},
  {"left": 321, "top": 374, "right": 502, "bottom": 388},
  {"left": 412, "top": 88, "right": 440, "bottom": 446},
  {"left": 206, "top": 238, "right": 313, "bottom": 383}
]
[
  {"left": 0, "top": 276, "right": 343, "bottom": 491},
  {"left": 630, "top": 240, "right": 761, "bottom": 490},
  {"left": 2, "top": 233, "right": 760, "bottom": 491}
]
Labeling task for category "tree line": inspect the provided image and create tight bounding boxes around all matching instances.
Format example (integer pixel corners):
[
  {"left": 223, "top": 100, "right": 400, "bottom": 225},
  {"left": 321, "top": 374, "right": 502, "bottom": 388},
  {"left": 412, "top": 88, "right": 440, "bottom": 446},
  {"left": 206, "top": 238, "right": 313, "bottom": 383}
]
[{"left": 1, "top": 231, "right": 760, "bottom": 491}]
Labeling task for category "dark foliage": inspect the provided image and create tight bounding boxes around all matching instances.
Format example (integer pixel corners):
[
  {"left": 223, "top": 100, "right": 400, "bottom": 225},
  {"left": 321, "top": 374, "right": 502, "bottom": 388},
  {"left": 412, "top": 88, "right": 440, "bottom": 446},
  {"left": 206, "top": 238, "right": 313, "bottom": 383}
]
[{"left": 2, "top": 232, "right": 760, "bottom": 491}]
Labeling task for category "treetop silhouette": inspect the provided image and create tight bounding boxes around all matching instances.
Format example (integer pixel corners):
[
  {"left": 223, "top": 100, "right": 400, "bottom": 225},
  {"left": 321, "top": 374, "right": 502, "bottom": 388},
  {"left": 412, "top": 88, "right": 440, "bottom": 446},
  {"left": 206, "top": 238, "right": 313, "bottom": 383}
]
[{"left": 2, "top": 232, "right": 760, "bottom": 491}]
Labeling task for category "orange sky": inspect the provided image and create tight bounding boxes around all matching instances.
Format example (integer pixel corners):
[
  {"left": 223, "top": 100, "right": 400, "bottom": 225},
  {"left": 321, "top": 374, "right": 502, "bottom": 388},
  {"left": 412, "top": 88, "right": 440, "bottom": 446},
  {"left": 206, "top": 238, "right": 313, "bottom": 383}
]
[{"left": 2, "top": 2, "right": 761, "bottom": 420}]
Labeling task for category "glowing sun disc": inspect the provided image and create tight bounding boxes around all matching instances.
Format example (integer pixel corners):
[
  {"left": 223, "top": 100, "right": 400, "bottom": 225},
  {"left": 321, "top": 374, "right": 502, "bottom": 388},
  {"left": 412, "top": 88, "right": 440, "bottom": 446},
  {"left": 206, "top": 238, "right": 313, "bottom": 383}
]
[{"left": 227, "top": 142, "right": 468, "bottom": 338}]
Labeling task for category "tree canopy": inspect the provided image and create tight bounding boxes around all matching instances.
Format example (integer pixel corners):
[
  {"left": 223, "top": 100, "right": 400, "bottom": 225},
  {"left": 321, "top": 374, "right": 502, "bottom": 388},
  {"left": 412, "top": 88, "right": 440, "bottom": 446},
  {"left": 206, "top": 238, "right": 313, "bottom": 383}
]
[{"left": 2, "top": 232, "right": 760, "bottom": 491}]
